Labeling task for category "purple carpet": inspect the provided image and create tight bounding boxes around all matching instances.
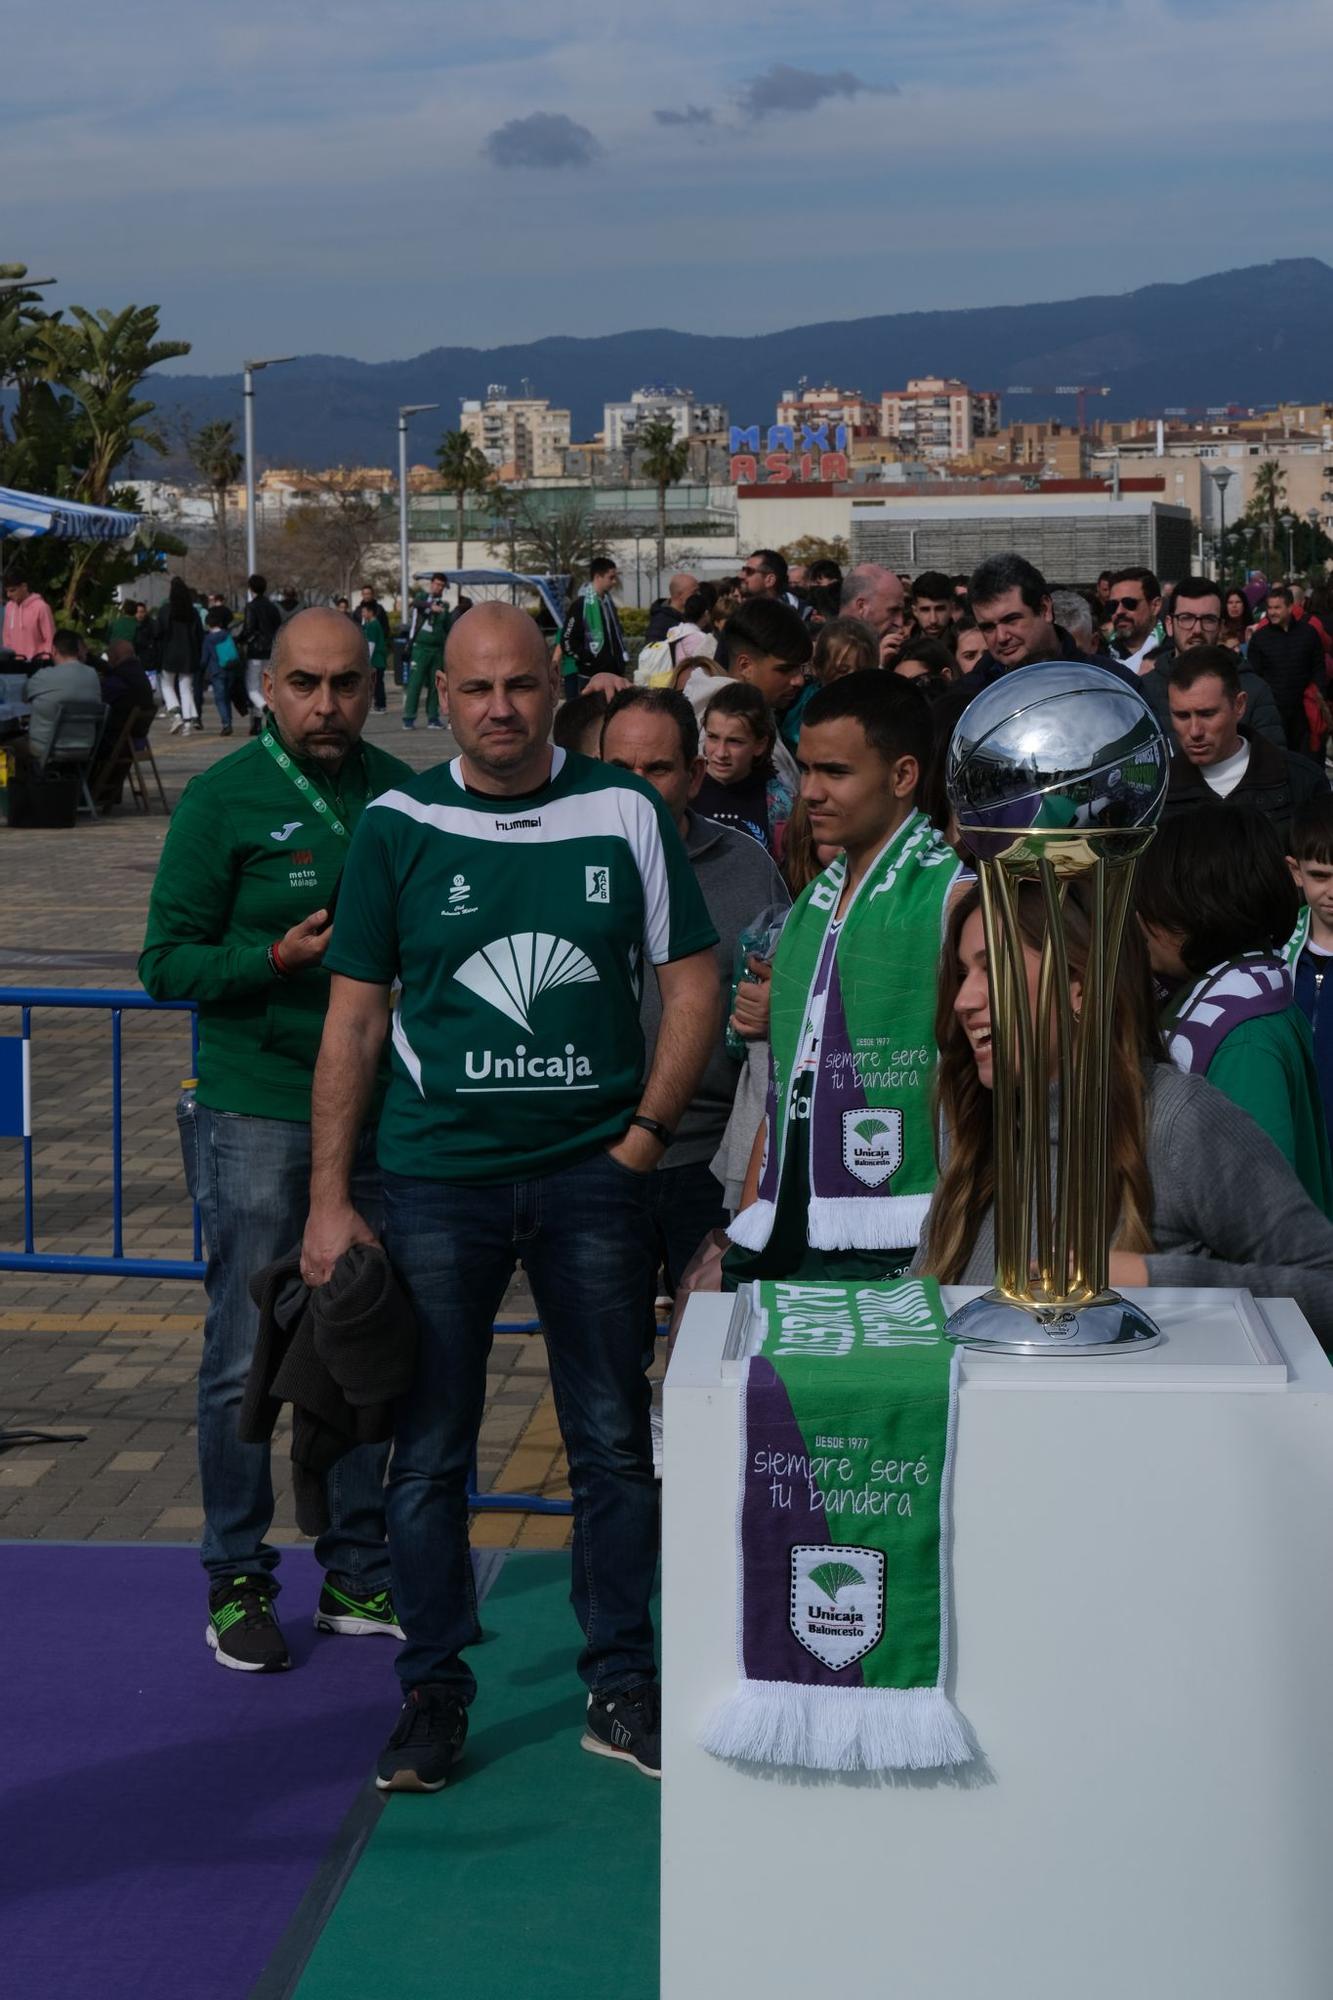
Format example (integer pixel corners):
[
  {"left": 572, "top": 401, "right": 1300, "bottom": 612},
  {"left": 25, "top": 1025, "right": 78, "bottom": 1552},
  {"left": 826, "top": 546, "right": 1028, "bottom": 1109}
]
[{"left": 0, "top": 1543, "right": 403, "bottom": 2000}]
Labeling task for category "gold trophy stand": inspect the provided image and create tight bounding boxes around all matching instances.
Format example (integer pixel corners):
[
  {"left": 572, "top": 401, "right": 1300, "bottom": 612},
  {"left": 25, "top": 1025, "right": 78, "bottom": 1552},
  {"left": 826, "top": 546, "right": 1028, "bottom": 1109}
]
[{"left": 946, "top": 830, "right": 1161, "bottom": 1354}]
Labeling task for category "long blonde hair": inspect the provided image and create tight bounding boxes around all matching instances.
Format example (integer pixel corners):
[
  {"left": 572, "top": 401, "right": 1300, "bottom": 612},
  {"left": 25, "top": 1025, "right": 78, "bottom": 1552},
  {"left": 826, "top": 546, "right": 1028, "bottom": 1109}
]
[{"left": 922, "top": 880, "right": 1162, "bottom": 1282}]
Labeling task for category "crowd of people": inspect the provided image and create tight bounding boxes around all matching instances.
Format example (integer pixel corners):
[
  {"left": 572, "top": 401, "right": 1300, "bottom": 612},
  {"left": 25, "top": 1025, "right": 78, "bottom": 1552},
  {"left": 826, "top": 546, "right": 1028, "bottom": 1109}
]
[{"left": 119, "top": 531, "right": 1333, "bottom": 1801}]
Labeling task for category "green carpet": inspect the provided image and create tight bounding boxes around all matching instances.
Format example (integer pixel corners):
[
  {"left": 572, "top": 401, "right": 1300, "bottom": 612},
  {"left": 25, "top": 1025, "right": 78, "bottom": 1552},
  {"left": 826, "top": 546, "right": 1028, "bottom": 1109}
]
[{"left": 291, "top": 1552, "right": 660, "bottom": 2000}]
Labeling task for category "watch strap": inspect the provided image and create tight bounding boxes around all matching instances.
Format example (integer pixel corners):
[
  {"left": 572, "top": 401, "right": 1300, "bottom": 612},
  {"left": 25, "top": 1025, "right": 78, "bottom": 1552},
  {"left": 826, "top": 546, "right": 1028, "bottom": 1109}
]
[{"left": 631, "top": 1114, "right": 674, "bottom": 1147}]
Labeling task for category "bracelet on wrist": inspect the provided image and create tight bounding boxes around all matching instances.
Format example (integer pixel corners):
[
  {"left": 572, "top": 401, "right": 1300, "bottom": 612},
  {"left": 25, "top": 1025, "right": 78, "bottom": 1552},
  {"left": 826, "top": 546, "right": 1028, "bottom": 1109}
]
[
  {"left": 268, "top": 941, "right": 289, "bottom": 978},
  {"left": 631, "top": 1114, "right": 675, "bottom": 1148}
]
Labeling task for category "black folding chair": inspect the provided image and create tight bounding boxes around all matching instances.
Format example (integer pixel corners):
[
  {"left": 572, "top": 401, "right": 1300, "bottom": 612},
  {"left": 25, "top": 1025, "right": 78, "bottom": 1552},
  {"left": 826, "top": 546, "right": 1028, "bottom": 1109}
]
[
  {"left": 40, "top": 699, "right": 109, "bottom": 819},
  {"left": 91, "top": 704, "right": 167, "bottom": 814}
]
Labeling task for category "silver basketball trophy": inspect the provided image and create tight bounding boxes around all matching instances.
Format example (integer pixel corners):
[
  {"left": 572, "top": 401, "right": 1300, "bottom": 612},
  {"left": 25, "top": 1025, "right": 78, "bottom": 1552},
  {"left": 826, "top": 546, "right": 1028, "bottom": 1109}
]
[{"left": 944, "top": 662, "right": 1169, "bottom": 1353}]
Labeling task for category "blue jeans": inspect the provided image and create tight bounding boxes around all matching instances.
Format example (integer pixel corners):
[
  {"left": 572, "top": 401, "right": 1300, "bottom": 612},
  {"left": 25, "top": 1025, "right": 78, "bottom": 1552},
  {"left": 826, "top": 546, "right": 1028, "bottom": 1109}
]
[
  {"left": 208, "top": 662, "right": 233, "bottom": 730},
  {"left": 382, "top": 1150, "right": 660, "bottom": 1700},
  {"left": 179, "top": 1099, "right": 392, "bottom": 1592}
]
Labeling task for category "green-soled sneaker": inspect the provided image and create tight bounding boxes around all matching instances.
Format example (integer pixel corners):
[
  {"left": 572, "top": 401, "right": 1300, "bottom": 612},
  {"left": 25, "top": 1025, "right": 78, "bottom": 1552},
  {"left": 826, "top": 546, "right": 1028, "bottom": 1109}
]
[
  {"left": 205, "top": 1575, "right": 290, "bottom": 1673},
  {"left": 314, "top": 1575, "right": 405, "bottom": 1640}
]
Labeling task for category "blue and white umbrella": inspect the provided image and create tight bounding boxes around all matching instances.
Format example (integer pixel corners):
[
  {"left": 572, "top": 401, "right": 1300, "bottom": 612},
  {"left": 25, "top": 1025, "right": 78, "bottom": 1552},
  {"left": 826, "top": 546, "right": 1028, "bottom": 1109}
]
[{"left": 0, "top": 485, "right": 142, "bottom": 543}]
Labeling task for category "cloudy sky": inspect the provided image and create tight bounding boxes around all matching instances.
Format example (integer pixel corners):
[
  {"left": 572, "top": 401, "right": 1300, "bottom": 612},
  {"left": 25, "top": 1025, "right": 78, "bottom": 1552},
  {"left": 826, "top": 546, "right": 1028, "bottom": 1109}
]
[{"left": 4, "top": 0, "right": 1331, "bottom": 375}]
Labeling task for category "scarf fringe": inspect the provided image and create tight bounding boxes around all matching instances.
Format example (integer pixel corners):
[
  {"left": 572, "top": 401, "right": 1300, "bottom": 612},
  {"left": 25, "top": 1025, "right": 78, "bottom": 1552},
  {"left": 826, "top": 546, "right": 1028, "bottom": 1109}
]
[
  {"left": 806, "top": 1192, "right": 932, "bottom": 1252},
  {"left": 726, "top": 1199, "right": 776, "bottom": 1252},
  {"left": 701, "top": 1679, "right": 974, "bottom": 1773}
]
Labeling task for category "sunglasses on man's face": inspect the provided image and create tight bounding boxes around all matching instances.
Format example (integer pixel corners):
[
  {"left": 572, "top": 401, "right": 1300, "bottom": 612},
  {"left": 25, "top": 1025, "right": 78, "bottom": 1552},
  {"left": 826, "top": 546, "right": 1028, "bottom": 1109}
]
[{"left": 1109, "top": 595, "right": 1145, "bottom": 611}]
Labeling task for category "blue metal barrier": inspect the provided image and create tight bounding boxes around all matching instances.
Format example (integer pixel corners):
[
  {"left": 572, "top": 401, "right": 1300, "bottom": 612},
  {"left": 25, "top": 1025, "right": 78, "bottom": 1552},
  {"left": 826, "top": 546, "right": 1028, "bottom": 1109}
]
[
  {"left": 0, "top": 985, "right": 583, "bottom": 1515},
  {"left": 0, "top": 987, "right": 204, "bottom": 1277}
]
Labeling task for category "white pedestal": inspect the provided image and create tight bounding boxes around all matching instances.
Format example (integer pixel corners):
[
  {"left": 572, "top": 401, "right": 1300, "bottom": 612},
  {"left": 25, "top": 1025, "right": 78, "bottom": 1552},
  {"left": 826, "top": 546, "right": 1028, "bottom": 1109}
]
[{"left": 662, "top": 1290, "right": 1333, "bottom": 2000}]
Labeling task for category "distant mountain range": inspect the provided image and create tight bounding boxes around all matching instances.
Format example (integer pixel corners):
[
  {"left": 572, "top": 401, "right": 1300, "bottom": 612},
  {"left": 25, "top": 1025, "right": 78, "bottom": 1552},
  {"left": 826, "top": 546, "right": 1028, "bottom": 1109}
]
[{"left": 140, "top": 259, "right": 1333, "bottom": 472}]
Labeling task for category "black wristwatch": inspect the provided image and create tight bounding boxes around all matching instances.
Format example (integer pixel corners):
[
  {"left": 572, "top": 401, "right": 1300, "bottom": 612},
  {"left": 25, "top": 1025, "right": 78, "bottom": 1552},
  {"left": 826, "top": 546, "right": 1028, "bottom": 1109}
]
[{"left": 631, "top": 1114, "right": 675, "bottom": 1148}]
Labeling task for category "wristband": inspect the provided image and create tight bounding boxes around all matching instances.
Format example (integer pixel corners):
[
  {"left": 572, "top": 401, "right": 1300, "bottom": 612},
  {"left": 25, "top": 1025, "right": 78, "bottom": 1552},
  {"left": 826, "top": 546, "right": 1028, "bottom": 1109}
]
[
  {"left": 268, "top": 941, "right": 289, "bottom": 979},
  {"left": 631, "top": 1114, "right": 674, "bottom": 1148}
]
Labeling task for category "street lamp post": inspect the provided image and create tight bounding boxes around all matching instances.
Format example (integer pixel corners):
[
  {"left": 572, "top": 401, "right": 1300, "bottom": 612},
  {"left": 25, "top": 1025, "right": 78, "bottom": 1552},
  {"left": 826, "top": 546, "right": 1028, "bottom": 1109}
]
[
  {"left": 1281, "top": 512, "right": 1295, "bottom": 578},
  {"left": 397, "top": 403, "right": 439, "bottom": 630},
  {"left": 1210, "top": 466, "right": 1233, "bottom": 585},
  {"left": 242, "top": 356, "right": 296, "bottom": 579}
]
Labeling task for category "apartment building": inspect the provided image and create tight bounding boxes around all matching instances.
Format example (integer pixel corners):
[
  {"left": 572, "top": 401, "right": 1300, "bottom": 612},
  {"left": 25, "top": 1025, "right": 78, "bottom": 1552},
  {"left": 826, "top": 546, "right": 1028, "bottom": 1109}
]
[
  {"left": 774, "top": 384, "right": 879, "bottom": 436},
  {"left": 879, "top": 377, "right": 1001, "bottom": 460},
  {"left": 602, "top": 386, "right": 728, "bottom": 452},
  {"left": 1091, "top": 426, "right": 1333, "bottom": 543},
  {"left": 460, "top": 390, "right": 571, "bottom": 480},
  {"left": 973, "top": 421, "right": 1089, "bottom": 479}
]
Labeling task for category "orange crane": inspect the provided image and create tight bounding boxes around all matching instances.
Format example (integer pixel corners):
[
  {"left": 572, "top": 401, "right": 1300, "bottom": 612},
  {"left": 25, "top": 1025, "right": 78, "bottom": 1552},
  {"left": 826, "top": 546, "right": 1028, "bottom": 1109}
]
[{"left": 1004, "top": 383, "right": 1110, "bottom": 431}]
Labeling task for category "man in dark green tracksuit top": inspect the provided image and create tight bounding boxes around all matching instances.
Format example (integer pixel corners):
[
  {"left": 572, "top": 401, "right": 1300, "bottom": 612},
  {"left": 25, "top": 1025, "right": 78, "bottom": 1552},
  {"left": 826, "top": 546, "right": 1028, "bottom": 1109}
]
[
  {"left": 140, "top": 608, "right": 413, "bottom": 1674},
  {"left": 402, "top": 572, "right": 451, "bottom": 729}
]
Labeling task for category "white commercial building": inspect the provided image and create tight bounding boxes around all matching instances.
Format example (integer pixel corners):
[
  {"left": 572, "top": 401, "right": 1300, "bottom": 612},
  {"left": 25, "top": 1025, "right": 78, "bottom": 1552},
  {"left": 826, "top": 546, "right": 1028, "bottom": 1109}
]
[{"left": 851, "top": 488, "right": 1193, "bottom": 579}]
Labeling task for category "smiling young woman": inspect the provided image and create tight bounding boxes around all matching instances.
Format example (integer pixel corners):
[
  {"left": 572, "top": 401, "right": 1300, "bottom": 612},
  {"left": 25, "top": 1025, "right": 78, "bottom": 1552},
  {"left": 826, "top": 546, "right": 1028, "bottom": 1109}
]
[{"left": 911, "top": 878, "right": 1333, "bottom": 1343}]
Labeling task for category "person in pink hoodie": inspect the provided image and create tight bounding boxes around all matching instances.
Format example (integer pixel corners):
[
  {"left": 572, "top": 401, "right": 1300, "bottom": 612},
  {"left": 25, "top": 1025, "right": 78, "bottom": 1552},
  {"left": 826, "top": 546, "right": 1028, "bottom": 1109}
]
[{"left": 2, "top": 575, "right": 56, "bottom": 661}]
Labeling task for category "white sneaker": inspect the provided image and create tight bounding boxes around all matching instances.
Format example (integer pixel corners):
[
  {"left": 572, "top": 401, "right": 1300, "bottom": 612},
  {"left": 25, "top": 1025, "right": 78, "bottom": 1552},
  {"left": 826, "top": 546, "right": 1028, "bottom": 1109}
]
[{"left": 167, "top": 713, "right": 184, "bottom": 734}]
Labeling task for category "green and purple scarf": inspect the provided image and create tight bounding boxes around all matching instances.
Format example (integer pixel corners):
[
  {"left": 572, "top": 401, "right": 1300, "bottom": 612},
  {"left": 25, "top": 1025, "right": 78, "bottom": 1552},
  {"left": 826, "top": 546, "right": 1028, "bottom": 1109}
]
[
  {"left": 727, "top": 811, "right": 964, "bottom": 1256},
  {"left": 703, "top": 1277, "right": 974, "bottom": 1772},
  {"left": 578, "top": 581, "right": 624, "bottom": 664}
]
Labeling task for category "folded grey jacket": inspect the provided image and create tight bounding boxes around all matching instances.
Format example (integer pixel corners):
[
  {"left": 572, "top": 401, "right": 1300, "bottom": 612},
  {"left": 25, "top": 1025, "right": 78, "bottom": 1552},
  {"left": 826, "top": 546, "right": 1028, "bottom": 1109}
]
[
  {"left": 910, "top": 1063, "right": 1333, "bottom": 1347},
  {"left": 240, "top": 1242, "right": 418, "bottom": 1534}
]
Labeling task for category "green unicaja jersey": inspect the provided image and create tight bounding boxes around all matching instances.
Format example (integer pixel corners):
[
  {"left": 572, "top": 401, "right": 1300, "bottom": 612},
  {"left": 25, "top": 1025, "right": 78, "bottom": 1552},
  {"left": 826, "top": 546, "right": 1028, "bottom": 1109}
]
[{"left": 324, "top": 748, "right": 718, "bottom": 1182}]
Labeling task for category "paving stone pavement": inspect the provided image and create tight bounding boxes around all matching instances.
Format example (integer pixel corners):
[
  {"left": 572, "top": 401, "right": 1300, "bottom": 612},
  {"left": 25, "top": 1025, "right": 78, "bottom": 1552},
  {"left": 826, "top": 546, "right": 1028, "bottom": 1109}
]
[{"left": 0, "top": 701, "right": 643, "bottom": 1553}]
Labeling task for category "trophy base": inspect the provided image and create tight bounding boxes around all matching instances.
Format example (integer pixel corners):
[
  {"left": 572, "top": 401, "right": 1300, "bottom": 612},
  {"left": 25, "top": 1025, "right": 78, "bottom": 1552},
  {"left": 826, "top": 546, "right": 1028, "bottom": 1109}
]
[{"left": 946, "top": 1289, "right": 1161, "bottom": 1355}]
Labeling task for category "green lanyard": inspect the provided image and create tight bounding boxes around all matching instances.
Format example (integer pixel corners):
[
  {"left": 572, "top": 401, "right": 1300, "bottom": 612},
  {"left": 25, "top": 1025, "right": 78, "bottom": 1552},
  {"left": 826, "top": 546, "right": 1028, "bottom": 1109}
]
[{"left": 259, "top": 728, "right": 351, "bottom": 842}]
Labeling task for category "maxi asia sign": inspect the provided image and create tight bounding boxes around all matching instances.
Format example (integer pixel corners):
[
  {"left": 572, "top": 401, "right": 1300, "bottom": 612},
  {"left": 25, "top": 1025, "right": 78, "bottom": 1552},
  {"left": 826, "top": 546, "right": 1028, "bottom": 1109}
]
[{"left": 730, "top": 423, "right": 850, "bottom": 486}]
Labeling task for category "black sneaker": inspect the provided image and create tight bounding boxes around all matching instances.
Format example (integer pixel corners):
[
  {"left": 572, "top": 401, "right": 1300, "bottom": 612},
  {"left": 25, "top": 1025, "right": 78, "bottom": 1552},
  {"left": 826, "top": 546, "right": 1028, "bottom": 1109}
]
[
  {"left": 314, "top": 1575, "right": 405, "bottom": 1639},
  {"left": 205, "top": 1575, "right": 290, "bottom": 1673},
  {"left": 582, "top": 1680, "right": 661, "bottom": 1780},
  {"left": 375, "top": 1685, "right": 469, "bottom": 1793}
]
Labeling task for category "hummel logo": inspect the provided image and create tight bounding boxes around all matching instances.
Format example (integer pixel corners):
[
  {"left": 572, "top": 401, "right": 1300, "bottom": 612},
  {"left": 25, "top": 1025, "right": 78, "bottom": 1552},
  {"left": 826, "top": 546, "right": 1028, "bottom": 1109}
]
[{"left": 269, "top": 820, "right": 303, "bottom": 842}]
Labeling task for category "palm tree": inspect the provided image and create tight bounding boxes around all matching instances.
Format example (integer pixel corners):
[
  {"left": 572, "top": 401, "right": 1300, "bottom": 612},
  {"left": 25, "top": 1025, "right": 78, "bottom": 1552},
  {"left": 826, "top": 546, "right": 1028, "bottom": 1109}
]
[
  {"left": 0, "top": 266, "right": 67, "bottom": 492},
  {"left": 189, "top": 418, "right": 244, "bottom": 595},
  {"left": 485, "top": 481, "right": 521, "bottom": 594},
  {"left": 38, "top": 303, "right": 190, "bottom": 612},
  {"left": 435, "top": 429, "right": 495, "bottom": 569},
  {"left": 1247, "top": 459, "right": 1288, "bottom": 574},
  {"left": 635, "top": 415, "right": 690, "bottom": 598}
]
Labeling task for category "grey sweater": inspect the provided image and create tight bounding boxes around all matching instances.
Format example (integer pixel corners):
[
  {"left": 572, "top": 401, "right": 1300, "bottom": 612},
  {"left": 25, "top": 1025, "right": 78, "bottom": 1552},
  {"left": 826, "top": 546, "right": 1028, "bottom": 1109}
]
[
  {"left": 642, "top": 810, "right": 789, "bottom": 1169},
  {"left": 911, "top": 1063, "right": 1333, "bottom": 1345}
]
